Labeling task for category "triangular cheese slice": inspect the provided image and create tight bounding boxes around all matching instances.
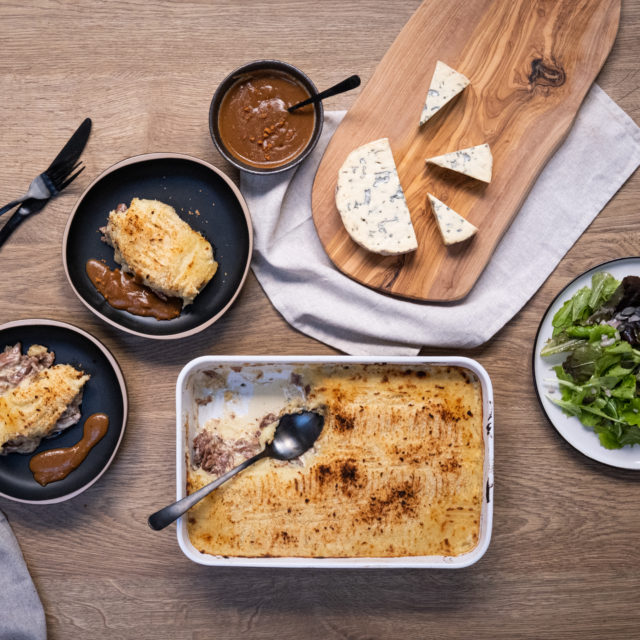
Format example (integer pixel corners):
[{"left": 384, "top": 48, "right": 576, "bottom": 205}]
[
  {"left": 425, "top": 143, "right": 493, "bottom": 183},
  {"left": 419, "top": 61, "right": 470, "bottom": 126},
  {"left": 427, "top": 194, "right": 477, "bottom": 246}
]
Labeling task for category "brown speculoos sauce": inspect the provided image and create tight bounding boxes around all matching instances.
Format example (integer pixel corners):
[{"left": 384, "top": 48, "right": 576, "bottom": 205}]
[
  {"left": 29, "top": 413, "right": 109, "bottom": 486},
  {"left": 86, "top": 259, "right": 182, "bottom": 321},
  {"left": 218, "top": 70, "right": 315, "bottom": 168}
]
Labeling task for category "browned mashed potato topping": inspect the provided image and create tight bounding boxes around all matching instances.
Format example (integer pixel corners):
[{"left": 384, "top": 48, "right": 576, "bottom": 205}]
[
  {"left": 0, "top": 343, "right": 90, "bottom": 455},
  {"left": 102, "top": 198, "right": 217, "bottom": 307},
  {"left": 186, "top": 363, "right": 484, "bottom": 558}
]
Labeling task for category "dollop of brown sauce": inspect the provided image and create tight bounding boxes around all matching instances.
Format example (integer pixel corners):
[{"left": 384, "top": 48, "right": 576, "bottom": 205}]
[
  {"left": 218, "top": 70, "right": 315, "bottom": 168},
  {"left": 29, "top": 413, "right": 109, "bottom": 486},
  {"left": 86, "top": 259, "right": 182, "bottom": 320}
]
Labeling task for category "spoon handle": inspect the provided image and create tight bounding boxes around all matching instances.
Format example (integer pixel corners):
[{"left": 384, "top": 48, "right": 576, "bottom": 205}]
[
  {"left": 288, "top": 75, "right": 361, "bottom": 112},
  {"left": 148, "top": 448, "right": 269, "bottom": 531}
]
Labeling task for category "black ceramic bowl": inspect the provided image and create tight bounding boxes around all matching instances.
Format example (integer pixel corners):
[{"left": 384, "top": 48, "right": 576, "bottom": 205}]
[
  {"left": 0, "top": 319, "right": 127, "bottom": 503},
  {"left": 63, "top": 153, "right": 253, "bottom": 339},
  {"left": 209, "top": 59, "right": 323, "bottom": 175}
]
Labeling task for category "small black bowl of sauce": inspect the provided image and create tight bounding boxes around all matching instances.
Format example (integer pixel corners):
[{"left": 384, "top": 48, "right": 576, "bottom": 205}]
[{"left": 210, "top": 60, "right": 323, "bottom": 174}]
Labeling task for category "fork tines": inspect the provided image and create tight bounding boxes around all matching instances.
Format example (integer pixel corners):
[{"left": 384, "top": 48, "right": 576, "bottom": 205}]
[
  {"left": 58, "top": 164, "right": 85, "bottom": 192},
  {"left": 44, "top": 160, "right": 84, "bottom": 195}
]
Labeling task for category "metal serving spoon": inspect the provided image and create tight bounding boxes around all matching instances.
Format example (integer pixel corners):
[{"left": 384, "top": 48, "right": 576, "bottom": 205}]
[
  {"left": 148, "top": 410, "right": 325, "bottom": 531},
  {"left": 288, "top": 75, "right": 361, "bottom": 112}
]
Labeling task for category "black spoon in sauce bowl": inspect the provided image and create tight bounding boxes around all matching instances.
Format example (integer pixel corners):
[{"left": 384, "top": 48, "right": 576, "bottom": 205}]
[
  {"left": 148, "top": 410, "right": 325, "bottom": 531},
  {"left": 288, "top": 75, "right": 361, "bottom": 112}
]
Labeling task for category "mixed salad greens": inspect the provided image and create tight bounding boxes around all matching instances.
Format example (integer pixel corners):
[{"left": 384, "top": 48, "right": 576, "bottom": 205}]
[{"left": 540, "top": 271, "right": 640, "bottom": 449}]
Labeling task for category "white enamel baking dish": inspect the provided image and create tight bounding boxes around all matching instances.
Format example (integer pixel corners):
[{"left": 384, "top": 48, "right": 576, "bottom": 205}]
[{"left": 176, "top": 355, "right": 494, "bottom": 568}]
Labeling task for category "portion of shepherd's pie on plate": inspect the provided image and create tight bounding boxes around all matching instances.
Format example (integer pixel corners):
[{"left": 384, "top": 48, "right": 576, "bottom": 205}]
[
  {"left": 102, "top": 198, "right": 217, "bottom": 306},
  {"left": 0, "top": 343, "right": 90, "bottom": 455}
]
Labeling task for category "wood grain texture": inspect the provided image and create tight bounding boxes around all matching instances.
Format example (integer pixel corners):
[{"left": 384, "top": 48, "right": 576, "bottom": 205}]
[
  {"left": 312, "top": 0, "right": 621, "bottom": 300},
  {"left": 0, "top": 1, "right": 639, "bottom": 639}
]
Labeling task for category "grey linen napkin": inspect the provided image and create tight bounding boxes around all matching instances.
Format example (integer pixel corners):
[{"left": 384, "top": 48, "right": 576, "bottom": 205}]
[
  {"left": 242, "top": 85, "right": 640, "bottom": 356},
  {"left": 0, "top": 511, "right": 46, "bottom": 640}
]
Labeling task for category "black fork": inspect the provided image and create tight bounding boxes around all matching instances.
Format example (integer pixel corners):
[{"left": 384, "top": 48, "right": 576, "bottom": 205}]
[
  {"left": 42, "top": 160, "right": 85, "bottom": 197},
  {"left": 0, "top": 161, "right": 85, "bottom": 249}
]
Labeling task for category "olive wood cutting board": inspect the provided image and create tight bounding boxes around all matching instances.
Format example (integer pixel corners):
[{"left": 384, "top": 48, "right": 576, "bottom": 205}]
[{"left": 311, "top": 0, "right": 620, "bottom": 301}]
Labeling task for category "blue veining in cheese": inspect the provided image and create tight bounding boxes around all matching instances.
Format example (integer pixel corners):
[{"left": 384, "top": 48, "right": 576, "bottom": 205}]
[
  {"left": 425, "top": 143, "right": 493, "bottom": 183},
  {"left": 335, "top": 138, "right": 418, "bottom": 255},
  {"left": 427, "top": 193, "right": 477, "bottom": 246},
  {"left": 419, "top": 61, "right": 470, "bottom": 126}
]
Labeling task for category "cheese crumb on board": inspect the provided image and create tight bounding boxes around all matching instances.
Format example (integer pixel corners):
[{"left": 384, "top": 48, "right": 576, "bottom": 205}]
[
  {"left": 335, "top": 138, "right": 418, "bottom": 255},
  {"left": 425, "top": 143, "right": 493, "bottom": 183},
  {"left": 419, "top": 61, "right": 470, "bottom": 126},
  {"left": 427, "top": 193, "right": 477, "bottom": 246}
]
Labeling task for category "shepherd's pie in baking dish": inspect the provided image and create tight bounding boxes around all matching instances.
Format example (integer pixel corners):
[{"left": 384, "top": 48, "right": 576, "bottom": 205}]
[
  {"left": 0, "top": 343, "right": 90, "bottom": 455},
  {"left": 102, "top": 198, "right": 217, "bottom": 306},
  {"left": 186, "top": 363, "right": 484, "bottom": 558}
]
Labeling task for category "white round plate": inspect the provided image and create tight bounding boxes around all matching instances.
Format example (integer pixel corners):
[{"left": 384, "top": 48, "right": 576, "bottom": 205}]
[{"left": 533, "top": 257, "right": 640, "bottom": 470}]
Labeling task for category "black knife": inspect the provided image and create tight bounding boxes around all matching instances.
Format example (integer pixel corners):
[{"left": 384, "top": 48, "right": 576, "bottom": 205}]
[{"left": 45, "top": 117, "right": 92, "bottom": 175}]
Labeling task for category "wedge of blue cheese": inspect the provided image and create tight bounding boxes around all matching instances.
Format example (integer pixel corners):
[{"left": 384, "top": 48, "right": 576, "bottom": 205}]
[
  {"left": 419, "top": 61, "right": 470, "bottom": 126},
  {"left": 335, "top": 138, "right": 418, "bottom": 255},
  {"left": 427, "top": 193, "right": 477, "bottom": 245},
  {"left": 425, "top": 143, "right": 493, "bottom": 183}
]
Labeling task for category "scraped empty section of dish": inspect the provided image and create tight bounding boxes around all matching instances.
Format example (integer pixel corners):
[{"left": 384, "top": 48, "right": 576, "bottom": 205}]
[{"left": 185, "top": 363, "right": 484, "bottom": 558}]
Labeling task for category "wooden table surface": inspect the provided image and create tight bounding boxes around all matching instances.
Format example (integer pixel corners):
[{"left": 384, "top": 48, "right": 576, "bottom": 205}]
[{"left": 1, "top": 1, "right": 639, "bottom": 638}]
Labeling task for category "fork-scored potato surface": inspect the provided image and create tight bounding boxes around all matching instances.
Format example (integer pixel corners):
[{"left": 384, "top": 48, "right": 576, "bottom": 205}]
[{"left": 187, "top": 364, "right": 484, "bottom": 558}]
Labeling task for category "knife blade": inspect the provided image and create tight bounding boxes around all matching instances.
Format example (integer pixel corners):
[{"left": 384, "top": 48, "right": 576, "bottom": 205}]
[{"left": 45, "top": 117, "right": 92, "bottom": 174}]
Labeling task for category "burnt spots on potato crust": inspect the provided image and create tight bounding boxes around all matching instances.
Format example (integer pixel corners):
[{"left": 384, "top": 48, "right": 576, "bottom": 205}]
[
  {"left": 438, "top": 457, "right": 461, "bottom": 473},
  {"left": 439, "top": 406, "right": 458, "bottom": 423},
  {"left": 360, "top": 481, "right": 419, "bottom": 524},
  {"left": 314, "top": 459, "right": 360, "bottom": 495},
  {"left": 316, "top": 464, "right": 332, "bottom": 485},
  {"left": 436, "top": 401, "right": 470, "bottom": 424},
  {"left": 290, "top": 372, "right": 303, "bottom": 387},
  {"left": 334, "top": 412, "right": 355, "bottom": 432},
  {"left": 275, "top": 530, "right": 297, "bottom": 545},
  {"left": 415, "top": 370, "right": 426, "bottom": 378},
  {"left": 340, "top": 459, "right": 358, "bottom": 484}
]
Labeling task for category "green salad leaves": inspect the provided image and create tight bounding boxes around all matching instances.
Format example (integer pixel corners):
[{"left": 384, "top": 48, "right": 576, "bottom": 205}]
[{"left": 540, "top": 272, "right": 640, "bottom": 449}]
